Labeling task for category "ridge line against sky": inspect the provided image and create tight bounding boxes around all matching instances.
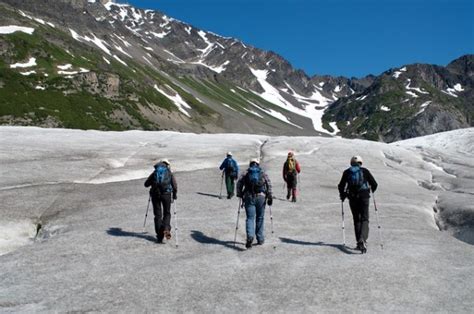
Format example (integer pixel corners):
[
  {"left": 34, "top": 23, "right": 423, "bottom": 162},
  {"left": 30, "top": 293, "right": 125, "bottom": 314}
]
[{"left": 121, "top": 0, "right": 473, "bottom": 78}]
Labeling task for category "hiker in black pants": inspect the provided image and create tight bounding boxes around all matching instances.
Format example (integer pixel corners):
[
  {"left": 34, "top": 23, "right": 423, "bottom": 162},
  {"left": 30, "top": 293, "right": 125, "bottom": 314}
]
[
  {"left": 144, "top": 159, "right": 178, "bottom": 243},
  {"left": 338, "top": 156, "right": 377, "bottom": 252}
]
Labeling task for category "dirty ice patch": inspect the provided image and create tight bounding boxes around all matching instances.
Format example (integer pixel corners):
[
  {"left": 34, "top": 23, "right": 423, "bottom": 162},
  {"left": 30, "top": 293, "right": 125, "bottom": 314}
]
[
  {"left": 0, "top": 221, "right": 37, "bottom": 256},
  {"left": 154, "top": 84, "right": 191, "bottom": 117},
  {"left": 10, "top": 57, "right": 37, "bottom": 68},
  {"left": 0, "top": 25, "right": 35, "bottom": 35}
]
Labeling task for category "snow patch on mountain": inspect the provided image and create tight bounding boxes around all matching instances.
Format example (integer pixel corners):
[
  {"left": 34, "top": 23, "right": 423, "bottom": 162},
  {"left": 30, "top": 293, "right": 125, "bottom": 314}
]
[
  {"left": 250, "top": 67, "right": 335, "bottom": 134},
  {"left": 0, "top": 25, "right": 35, "bottom": 35},
  {"left": 20, "top": 70, "right": 35, "bottom": 76},
  {"left": 393, "top": 66, "right": 407, "bottom": 78},
  {"left": 113, "top": 55, "right": 128, "bottom": 66},
  {"left": 405, "top": 79, "right": 429, "bottom": 95},
  {"left": 247, "top": 101, "right": 303, "bottom": 129},
  {"left": 70, "top": 29, "right": 111, "bottom": 56},
  {"left": 416, "top": 101, "right": 432, "bottom": 116},
  {"left": 10, "top": 57, "right": 36, "bottom": 68},
  {"left": 154, "top": 84, "right": 191, "bottom": 117}
]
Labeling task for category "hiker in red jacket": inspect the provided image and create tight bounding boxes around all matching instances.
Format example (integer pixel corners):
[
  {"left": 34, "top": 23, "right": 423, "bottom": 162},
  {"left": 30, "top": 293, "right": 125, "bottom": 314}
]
[{"left": 283, "top": 151, "right": 301, "bottom": 202}]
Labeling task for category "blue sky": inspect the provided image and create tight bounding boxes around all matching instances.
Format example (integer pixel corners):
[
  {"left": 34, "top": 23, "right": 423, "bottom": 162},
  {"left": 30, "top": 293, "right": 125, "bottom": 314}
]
[{"left": 124, "top": 0, "right": 473, "bottom": 78}]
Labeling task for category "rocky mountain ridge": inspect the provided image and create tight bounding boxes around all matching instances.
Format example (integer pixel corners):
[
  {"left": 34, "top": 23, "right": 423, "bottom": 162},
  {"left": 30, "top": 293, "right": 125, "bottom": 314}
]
[{"left": 0, "top": 0, "right": 472, "bottom": 141}]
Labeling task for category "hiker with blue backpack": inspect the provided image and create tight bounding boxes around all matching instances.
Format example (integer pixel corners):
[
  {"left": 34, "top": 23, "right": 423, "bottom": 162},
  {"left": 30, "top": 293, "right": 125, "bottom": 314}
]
[
  {"left": 236, "top": 158, "right": 273, "bottom": 249},
  {"left": 144, "top": 159, "right": 178, "bottom": 244},
  {"left": 338, "top": 156, "right": 377, "bottom": 253},
  {"left": 219, "top": 152, "right": 239, "bottom": 199}
]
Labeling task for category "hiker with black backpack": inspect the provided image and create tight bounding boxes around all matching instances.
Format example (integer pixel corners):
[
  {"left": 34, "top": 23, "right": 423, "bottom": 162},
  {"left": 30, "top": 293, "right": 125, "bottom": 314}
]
[
  {"left": 219, "top": 152, "right": 239, "bottom": 199},
  {"left": 144, "top": 159, "right": 178, "bottom": 244},
  {"left": 236, "top": 158, "right": 273, "bottom": 249},
  {"left": 283, "top": 151, "right": 301, "bottom": 202},
  {"left": 338, "top": 156, "right": 377, "bottom": 253}
]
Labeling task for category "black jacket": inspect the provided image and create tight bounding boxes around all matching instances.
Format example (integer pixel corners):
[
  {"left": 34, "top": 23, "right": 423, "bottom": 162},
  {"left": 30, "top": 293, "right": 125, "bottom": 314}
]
[
  {"left": 338, "top": 167, "right": 377, "bottom": 199},
  {"left": 144, "top": 166, "right": 178, "bottom": 197}
]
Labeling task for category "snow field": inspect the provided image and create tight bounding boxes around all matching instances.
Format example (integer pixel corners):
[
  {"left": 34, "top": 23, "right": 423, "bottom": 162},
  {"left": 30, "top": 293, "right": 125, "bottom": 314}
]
[{"left": 0, "top": 126, "right": 473, "bottom": 312}]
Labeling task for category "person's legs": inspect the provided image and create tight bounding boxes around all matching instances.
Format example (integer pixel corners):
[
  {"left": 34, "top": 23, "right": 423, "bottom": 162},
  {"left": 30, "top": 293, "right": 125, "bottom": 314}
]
[
  {"left": 349, "top": 198, "right": 362, "bottom": 243},
  {"left": 162, "top": 194, "right": 172, "bottom": 239},
  {"left": 255, "top": 196, "right": 266, "bottom": 243},
  {"left": 245, "top": 196, "right": 256, "bottom": 243},
  {"left": 225, "top": 175, "right": 234, "bottom": 198},
  {"left": 152, "top": 195, "right": 164, "bottom": 242},
  {"left": 360, "top": 198, "right": 370, "bottom": 242}
]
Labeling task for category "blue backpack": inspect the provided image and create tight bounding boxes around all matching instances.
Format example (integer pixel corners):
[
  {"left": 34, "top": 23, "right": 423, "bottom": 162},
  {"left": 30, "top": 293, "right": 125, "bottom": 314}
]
[
  {"left": 348, "top": 166, "right": 368, "bottom": 195},
  {"left": 226, "top": 158, "right": 238, "bottom": 178},
  {"left": 154, "top": 163, "right": 172, "bottom": 193},
  {"left": 245, "top": 165, "right": 266, "bottom": 194}
]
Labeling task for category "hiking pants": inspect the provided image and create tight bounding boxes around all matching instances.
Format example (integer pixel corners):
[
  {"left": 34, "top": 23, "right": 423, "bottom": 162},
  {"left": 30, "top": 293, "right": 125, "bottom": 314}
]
[
  {"left": 152, "top": 193, "right": 172, "bottom": 239},
  {"left": 244, "top": 194, "right": 266, "bottom": 242},
  {"left": 225, "top": 174, "right": 235, "bottom": 196},
  {"left": 286, "top": 173, "right": 297, "bottom": 199},
  {"left": 349, "top": 197, "right": 370, "bottom": 243}
]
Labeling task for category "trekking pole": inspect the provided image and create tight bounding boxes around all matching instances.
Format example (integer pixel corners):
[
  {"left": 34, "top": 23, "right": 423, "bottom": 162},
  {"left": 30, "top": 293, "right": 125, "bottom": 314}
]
[
  {"left": 297, "top": 173, "right": 302, "bottom": 201},
  {"left": 233, "top": 198, "right": 242, "bottom": 247},
  {"left": 268, "top": 205, "right": 276, "bottom": 250},
  {"left": 373, "top": 194, "right": 384, "bottom": 250},
  {"left": 143, "top": 195, "right": 151, "bottom": 230},
  {"left": 341, "top": 201, "right": 346, "bottom": 247},
  {"left": 174, "top": 200, "right": 179, "bottom": 249},
  {"left": 219, "top": 172, "right": 224, "bottom": 199}
]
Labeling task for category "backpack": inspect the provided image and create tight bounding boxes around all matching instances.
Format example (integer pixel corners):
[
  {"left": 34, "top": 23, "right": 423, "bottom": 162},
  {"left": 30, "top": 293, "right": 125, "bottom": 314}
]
[
  {"left": 245, "top": 165, "right": 266, "bottom": 194},
  {"left": 226, "top": 158, "right": 237, "bottom": 178},
  {"left": 287, "top": 158, "right": 296, "bottom": 173},
  {"left": 154, "top": 163, "right": 172, "bottom": 193},
  {"left": 347, "top": 166, "right": 368, "bottom": 196}
]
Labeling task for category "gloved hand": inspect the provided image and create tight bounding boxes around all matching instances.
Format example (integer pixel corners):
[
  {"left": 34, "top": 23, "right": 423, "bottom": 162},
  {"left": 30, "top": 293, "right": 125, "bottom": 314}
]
[
  {"left": 340, "top": 193, "right": 346, "bottom": 202},
  {"left": 371, "top": 187, "right": 377, "bottom": 193},
  {"left": 267, "top": 194, "right": 273, "bottom": 206},
  {"left": 173, "top": 193, "right": 177, "bottom": 200}
]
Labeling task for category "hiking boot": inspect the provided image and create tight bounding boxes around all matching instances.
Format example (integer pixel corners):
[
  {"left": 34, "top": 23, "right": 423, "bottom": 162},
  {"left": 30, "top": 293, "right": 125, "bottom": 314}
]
[
  {"left": 286, "top": 190, "right": 291, "bottom": 200},
  {"left": 164, "top": 230, "right": 172, "bottom": 240},
  {"left": 245, "top": 238, "right": 253, "bottom": 249},
  {"left": 291, "top": 197, "right": 297, "bottom": 202},
  {"left": 156, "top": 235, "right": 163, "bottom": 244},
  {"left": 357, "top": 241, "right": 367, "bottom": 254},
  {"left": 257, "top": 240, "right": 265, "bottom": 245}
]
